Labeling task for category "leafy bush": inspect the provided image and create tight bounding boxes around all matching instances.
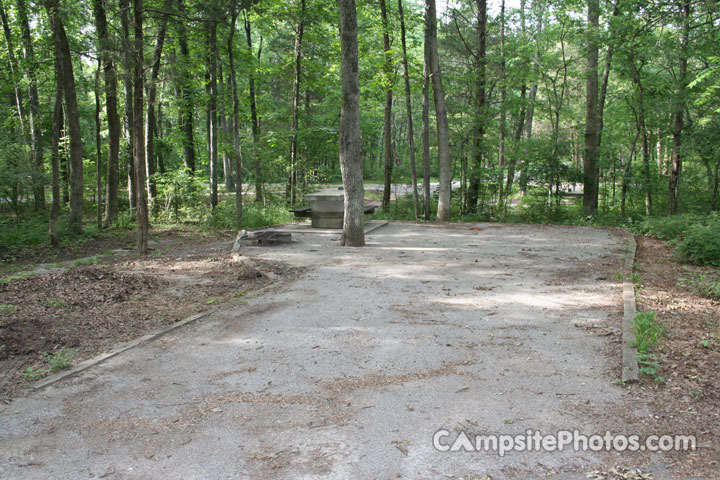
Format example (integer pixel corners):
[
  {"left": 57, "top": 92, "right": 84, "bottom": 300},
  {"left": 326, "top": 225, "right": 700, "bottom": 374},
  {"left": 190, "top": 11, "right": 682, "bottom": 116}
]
[
  {"left": 676, "top": 224, "right": 720, "bottom": 266},
  {"left": 638, "top": 213, "right": 720, "bottom": 266},
  {"left": 204, "top": 199, "right": 294, "bottom": 230},
  {"left": 637, "top": 214, "right": 706, "bottom": 242}
]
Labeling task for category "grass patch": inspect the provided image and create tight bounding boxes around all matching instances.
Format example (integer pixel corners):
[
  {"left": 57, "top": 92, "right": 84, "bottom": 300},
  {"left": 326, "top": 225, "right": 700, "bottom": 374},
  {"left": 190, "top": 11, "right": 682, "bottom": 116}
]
[{"left": 632, "top": 310, "right": 667, "bottom": 382}]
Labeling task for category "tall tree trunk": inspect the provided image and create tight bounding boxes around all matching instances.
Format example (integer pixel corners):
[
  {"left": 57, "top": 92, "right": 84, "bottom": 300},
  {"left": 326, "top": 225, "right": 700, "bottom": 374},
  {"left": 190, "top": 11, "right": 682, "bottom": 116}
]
[
  {"left": 229, "top": 5, "right": 243, "bottom": 226},
  {"left": 398, "top": 0, "right": 419, "bottom": 220},
  {"left": 17, "top": 0, "right": 45, "bottom": 210},
  {"left": 207, "top": 19, "right": 219, "bottom": 209},
  {"left": 45, "top": 0, "right": 83, "bottom": 233},
  {"left": 711, "top": 155, "right": 720, "bottom": 210},
  {"left": 92, "top": 0, "right": 121, "bottom": 226},
  {"left": 380, "top": 0, "right": 393, "bottom": 211},
  {"left": 288, "top": 0, "right": 305, "bottom": 206},
  {"left": 425, "top": 0, "right": 451, "bottom": 222},
  {"left": 146, "top": 0, "right": 172, "bottom": 209},
  {"left": 520, "top": 0, "right": 545, "bottom": 196},
  {"left": 120, "top": 0, "right": 136, "bottom": 213},
  {"left": 583, "top": 0, "right": 600, "bottom": 215},
  {"left": 95, "top": 61, "right": 103, "bottom": 230},
  {"left": 621, "top": 130, "right": 640, "bottom": 218},
  {"left": 668, "top": 2, "right": 689, "bottom": 215},
  {"left": 175, "top": 0, "right": 195, "bottom": 173},
  {"left": 421, "top": 31, "right": 431, "bottom": 221},
  {"left": 597, "top": 0, "right": 619, "bottom": 148},
  {"left": 338, "top": 0, "right": 365, "bottom": 247},
  {"left": 497, "top": 0, "right": 507, "bottom": 206},
  {"left": 466, "top": 0, "right": 486, "bottom": 213},
  {"left": 50, "top": 89, "right": 62, "bottom": 246},
  {"left": 133, "top": 0, "right": 149, "bottom": 254},
  {"left": 244, "top": 13, "right": 263, "bottom": 203},
  {"left": 628, "top": 59, "right": 653, "bottom": 214}
]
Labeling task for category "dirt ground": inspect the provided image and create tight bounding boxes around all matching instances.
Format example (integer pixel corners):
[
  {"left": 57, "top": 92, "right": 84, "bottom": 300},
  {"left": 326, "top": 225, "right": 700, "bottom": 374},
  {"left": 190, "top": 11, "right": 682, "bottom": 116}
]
[
  {"left": 0, "top": 227, "right": 301, "bottom": 399},
  {"left": 627, "top": 236, "right": 720, "bottom": 478}
]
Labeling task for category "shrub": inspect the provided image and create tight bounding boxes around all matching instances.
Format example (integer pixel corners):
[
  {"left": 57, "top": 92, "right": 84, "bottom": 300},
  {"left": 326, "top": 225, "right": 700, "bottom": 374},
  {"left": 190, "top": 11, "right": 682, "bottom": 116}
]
[{"left": 676, "top": 224, "right": 720, "bottom": 266}]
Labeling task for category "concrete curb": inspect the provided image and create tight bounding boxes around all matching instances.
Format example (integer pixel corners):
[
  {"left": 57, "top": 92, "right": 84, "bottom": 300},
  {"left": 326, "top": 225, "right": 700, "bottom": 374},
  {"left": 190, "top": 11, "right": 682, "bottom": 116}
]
[
  {"left": 32, "top": 309, "right": 217, "bottom": 392},
  {"left": 621, "top": 231, "right": 640, "bottom": 383}
]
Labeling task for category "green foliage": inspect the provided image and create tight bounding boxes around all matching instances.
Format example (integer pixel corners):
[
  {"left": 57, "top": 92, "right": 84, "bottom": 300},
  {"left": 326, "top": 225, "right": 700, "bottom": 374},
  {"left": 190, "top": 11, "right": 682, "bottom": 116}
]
[
  {"left": 637, "top": 213, "right": 720, "bottom": 266},
  {"left": 204, "top": 199, "right": 294, "bottom": 230},
  {"left": 154, "top": 169, "right": 208, "bottom": 223},
  {"left": 676, "top": 224, "right": 720, "bottom": 267},
  {"left": 632, "top": 311, "right": 666, "bottom": 383},
  {"left": 633, "top": 310, "right": 666, "bottom": 355},
  {"left": 0, "top": 214, "right": 102, "bottom": 262}
]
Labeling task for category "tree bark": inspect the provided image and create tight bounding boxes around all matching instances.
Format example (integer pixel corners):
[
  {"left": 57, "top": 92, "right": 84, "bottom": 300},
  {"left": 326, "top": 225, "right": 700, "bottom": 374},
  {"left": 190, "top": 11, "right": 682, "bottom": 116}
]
[
  {"left": 380, "top": 0, "right": 393, "bottom": 211},
  {"left": 583, "top": 0, "right": 600, "bottom": 215},
  {"left": 145, "top": 0, "right": 172, "bottom": 209},
  {"left": 133, "top": 0, "right": 149, "bottom": 254},
  {"left": 207, "top": 18, "right": 219, "bottom": 209},
  {"left": 668, "top": 2, "right": 689, "bottom": 215},
  {"left": 244, "top": 13, "right": 263, "bottom": 203},
  {"left": 398, "top": 0, "right": 419, "bottom": 220},
  {"left": 421, "top": 30, "right": 431, "bottom": 221},
  {"left": 95, "top": 61, "right": 103, "bottom": 230},
  {"left": 50, "top": 86, "right": 62, "bottom": 246},
  {"left": 229, "top": 5, "right": 243, "bottom": 226},
  {"left": 16, "top": 0, "right": 45, "bottom": 210},
  {"left": 120, "top": 0, "right": 136, "bottom": 212},
  {"left": 45, "top": 0, "right": 83, "bottom": 233},
  {"left": 497, "top": 0, "right": 507, "bottom": 206},
  {"left": 92, "top": 0, "right": 121, "bottom": 226},
  {"left": 176, "top": 0, "right": 195, "bottom": 173},
  {"left": 288, "top": 0, "right": 306, "bottom": 206},
  {"left": 425, "top": 0, "right": 451, "bottom": 222},
  {"left": 628, "top": 58, "right": 653, "bottom": 214},
  {"left": 466, "top": 0, "right": 486, "bottom": 213},
  {"left": 338, "top": 0, "right": 365, "bottom": 247}
]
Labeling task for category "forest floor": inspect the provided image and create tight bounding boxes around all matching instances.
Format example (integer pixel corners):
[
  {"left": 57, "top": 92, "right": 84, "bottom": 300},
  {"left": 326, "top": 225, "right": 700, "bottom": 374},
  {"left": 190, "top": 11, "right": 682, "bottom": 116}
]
[
  {"left": 0, "top": 222, "right": 716, "bottom": 479},
  {"left": 0, "top": 226, "right": 302, "bottom": 399}
]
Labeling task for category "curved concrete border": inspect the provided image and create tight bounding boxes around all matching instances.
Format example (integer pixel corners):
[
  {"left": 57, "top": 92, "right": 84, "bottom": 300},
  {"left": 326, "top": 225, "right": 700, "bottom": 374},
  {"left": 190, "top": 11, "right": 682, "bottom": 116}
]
[
  {"left": 621, "top": 231, "right": 640, "bottom": 383},
  {"left": 32, "top": 309, "right": 217, "bottom": 392}
]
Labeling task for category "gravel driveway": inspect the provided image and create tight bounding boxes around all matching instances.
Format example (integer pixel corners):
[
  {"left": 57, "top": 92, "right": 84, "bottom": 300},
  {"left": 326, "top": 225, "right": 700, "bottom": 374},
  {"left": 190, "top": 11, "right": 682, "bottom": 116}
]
[{"left": 1, "top": 223, "right": 688, "bottom": 479}]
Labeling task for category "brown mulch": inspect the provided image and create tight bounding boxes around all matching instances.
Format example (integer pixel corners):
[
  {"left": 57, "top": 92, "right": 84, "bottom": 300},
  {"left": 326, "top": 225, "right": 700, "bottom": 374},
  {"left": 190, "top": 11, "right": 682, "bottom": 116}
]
[
  {"left": 0, "top": 242, "right": 301, "bottom": 399},
  {"left": 628, "top": 235, "right": 720, "bottom": 477}
]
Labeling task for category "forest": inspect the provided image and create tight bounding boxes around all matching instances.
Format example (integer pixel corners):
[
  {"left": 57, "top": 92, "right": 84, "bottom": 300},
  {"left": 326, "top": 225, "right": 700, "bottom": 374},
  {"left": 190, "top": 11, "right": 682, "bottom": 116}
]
[{"left": 0, "top": 0, "right": 718, "bottom": 257}]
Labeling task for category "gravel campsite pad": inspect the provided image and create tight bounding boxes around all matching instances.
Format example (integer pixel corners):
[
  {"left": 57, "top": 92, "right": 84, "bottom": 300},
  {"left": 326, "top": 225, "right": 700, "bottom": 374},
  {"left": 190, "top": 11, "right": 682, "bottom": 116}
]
[{"left": 0, "top": 223, "right": 713, "bottom": 478}]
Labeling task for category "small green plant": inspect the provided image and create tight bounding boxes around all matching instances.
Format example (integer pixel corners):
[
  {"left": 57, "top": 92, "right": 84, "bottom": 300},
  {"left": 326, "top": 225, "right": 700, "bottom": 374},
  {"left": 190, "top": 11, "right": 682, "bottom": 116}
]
[
  {"left": 47, "top": 297, "right": 65, "bottom": 308},
  {"left": 630, "top": 272, "right": 642, "bottom": 287},
  {"left": 43, "top": 347, "right": 76, "bottom": 372},
  {"left": 207, "top": 297, "right": 216, "bottom": 305},
  {"left": 633, "top": 311, "right": 666, "bottom": 354},
  {"left": 0, "top": 304, "right": 18, "bottom": 314},
  {"left": 22, "top": 367, "right": 46, "bottom": 381},
  {"left": 231, "top": 290, "right": 245, "bottom": 297},
  {"left": 636, "top": 353, "right": 664, "bottom": 383},
  {"left": 613, "top": 272, "right": 624, "bottom": 281},
  {"left": 632, "top": 311, "right": 666, "bottom": 382},
  {"left": 699, "top": 339, "right": 713, "bottom": 348}
]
